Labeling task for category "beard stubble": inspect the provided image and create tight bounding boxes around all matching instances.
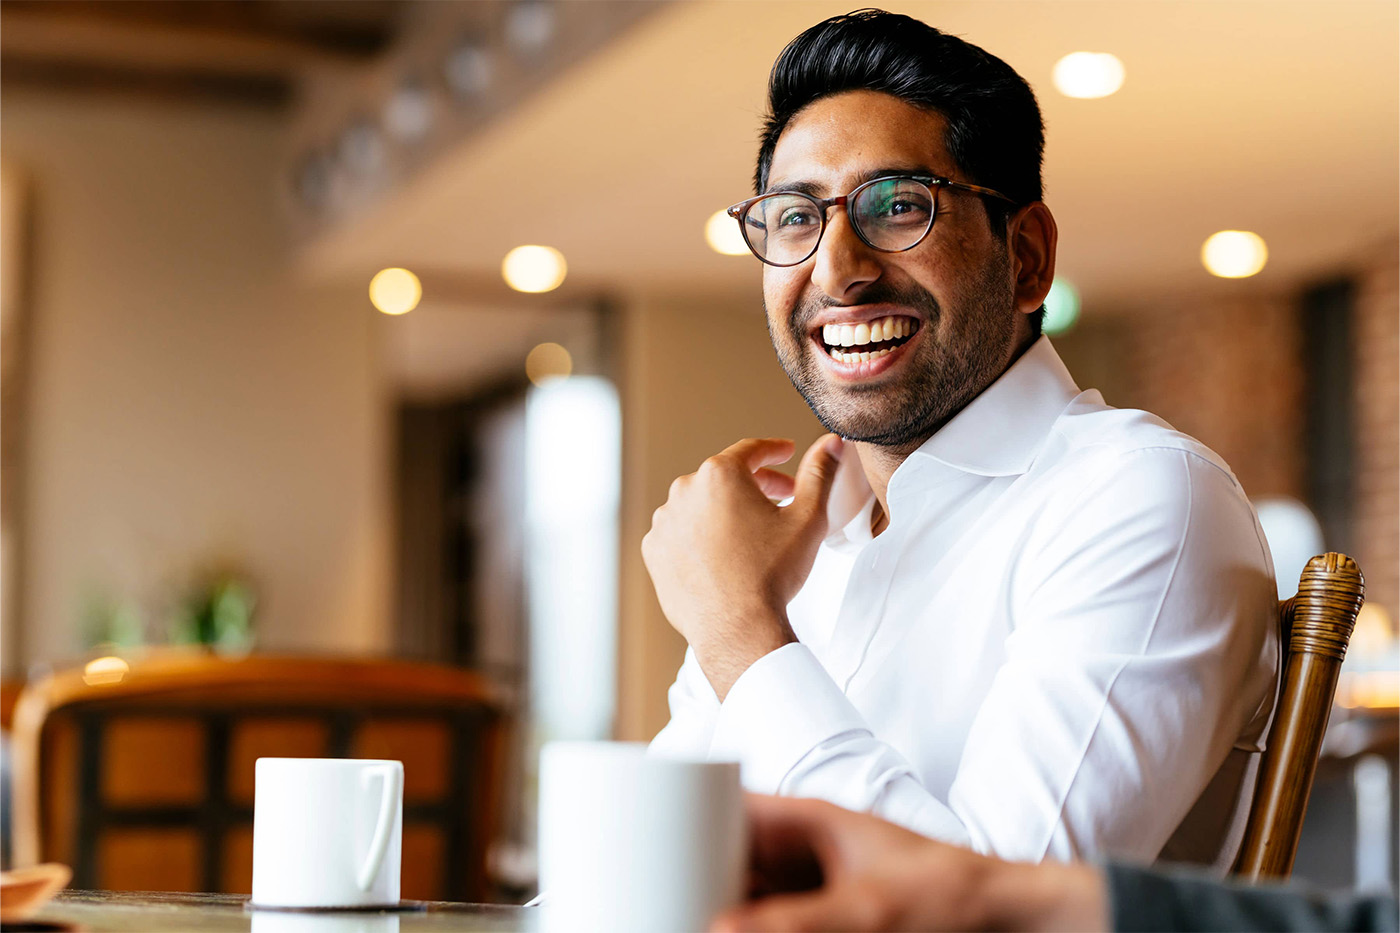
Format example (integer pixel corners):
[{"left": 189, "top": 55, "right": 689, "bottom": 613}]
[{"left": 766, "top": 251, "right": 1018, "bottom": 449}]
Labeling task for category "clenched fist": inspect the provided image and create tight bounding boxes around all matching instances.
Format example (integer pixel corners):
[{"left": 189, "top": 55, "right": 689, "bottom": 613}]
[{"left": 641, "top": 434, "right": 844, "bottom": 700}]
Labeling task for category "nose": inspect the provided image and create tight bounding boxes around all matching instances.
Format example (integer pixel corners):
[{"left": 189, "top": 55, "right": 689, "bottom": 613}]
[{"left": 809, "top": 207, "right": 881, "bottom": 302}]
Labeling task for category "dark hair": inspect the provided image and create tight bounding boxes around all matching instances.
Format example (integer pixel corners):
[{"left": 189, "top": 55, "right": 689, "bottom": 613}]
[{"left": 757, "top": 8, "right": 1045, "bottom": 259}]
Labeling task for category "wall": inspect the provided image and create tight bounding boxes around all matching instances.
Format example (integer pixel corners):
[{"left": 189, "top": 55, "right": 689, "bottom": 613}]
[
  {"left": 1354, "top": 242, "right": 1399, "bottom": 622},
  {"left": 1, "top": 90, "right": 391, "bottom": 673},
  {"left": 615, "top": 286, "right": 823, "bottom": 742}
]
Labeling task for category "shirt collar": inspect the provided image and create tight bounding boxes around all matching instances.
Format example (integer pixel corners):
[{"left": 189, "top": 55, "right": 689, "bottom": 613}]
[
  {"left": 909, "top": 335, "right": 1081, "bottom": 477},
  {"left": 823, "top": 336, "right": 1081, "bottom": 543}
]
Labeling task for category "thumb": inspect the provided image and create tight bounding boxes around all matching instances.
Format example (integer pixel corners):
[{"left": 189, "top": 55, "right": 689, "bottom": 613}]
[{"left": 792, "top": 434, "right": 844, "bottom": 516}]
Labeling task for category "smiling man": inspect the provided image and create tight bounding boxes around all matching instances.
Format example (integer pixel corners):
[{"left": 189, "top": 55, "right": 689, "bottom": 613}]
[{"left": 644, "top": 10, "right": 1278, "bottom": 868}]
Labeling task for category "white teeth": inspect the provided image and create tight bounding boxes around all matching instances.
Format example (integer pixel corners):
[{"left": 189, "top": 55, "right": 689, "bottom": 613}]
[{"left": 823, "top": 315, "right": 917, "bottom": 353}]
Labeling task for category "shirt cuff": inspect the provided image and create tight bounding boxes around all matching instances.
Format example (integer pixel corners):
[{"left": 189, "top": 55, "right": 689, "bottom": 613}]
[{"left": 707, "top": 642, "right": 870, "bottom": 792}]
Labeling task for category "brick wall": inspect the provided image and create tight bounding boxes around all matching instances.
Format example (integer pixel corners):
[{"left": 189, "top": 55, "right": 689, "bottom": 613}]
[
  {"left": 1118, "top": 292, "right": 1306, "bottom": 501},
  {"left": 1353, "top": 242, "right": 1399, "bottom": 623}
]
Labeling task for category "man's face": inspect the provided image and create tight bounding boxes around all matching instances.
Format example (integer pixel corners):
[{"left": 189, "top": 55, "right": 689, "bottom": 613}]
[{"left": 762, "top": 90, "right": 1026, "bottom": 448}]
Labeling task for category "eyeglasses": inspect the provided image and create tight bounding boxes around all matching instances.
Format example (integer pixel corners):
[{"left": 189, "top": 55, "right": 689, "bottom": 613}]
[{"left": 726, "top": 174, "right": 1015, "bottom": 267}]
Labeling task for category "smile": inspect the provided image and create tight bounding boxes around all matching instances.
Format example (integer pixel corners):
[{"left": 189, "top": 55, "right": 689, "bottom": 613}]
[{"left": 811, "top": 314, "right": 922, "bottom": 375}]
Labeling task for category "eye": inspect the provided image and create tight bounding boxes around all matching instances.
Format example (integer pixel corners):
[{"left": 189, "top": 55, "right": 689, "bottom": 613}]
[
  {"left": 858, "top": 180, "right": 933, "bottom": 226},
  {"left": 777, "top": 204, "right": 820, "bottom": 227}
]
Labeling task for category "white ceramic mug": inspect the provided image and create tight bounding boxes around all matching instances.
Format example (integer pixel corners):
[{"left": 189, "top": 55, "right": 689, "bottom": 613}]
[
  {"left": 252, "top": 758, "right": 403, "bottom": 909},
  {"left": 538, "top": 742, "right": 745, "bottom": 933}
]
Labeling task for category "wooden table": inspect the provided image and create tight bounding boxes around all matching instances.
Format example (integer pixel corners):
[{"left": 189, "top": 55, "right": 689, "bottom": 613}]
[{"left": 28, "top": 891, "right": 538, "bottom": 932}]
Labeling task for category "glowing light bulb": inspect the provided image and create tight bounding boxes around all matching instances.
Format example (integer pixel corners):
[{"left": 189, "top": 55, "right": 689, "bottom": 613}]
[
  {"left": 503, "top": 245, "right": 567, "bottom": 293},
  {"left": 526, "top": 342, "right": 573, "bottom": 385},
  {"left": 705, "top": 209, "right": 749, "bottom": 256},
  {"left": 1201, "top": 231, "right": 1268, "bottom": 278},
  {"left": 1053, "top": 52, "right": 1125, "bottom": 99},
  {"left": 369, "top": 267, "right": 422, "bottom": 315}
]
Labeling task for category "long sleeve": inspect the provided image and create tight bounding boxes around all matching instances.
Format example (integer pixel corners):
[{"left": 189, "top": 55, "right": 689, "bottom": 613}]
[
  {"left": 704, "top": 448, "right": 1277, "bottom": 862},
  {"left": 648, "top": 647, "right": 720, "bottom": 759}
]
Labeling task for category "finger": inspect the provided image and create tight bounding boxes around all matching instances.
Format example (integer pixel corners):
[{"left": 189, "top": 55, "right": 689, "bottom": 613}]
[
  {"left": 792, "top": 434, "right": 844, "bottom": 515},
  {"left": 717, "top": 437, "right": 797, "bottom": 473},
  {"left": 711, "top": 890, "right": 854, "bottom": 933},
  {"left": 742, "top": 796, "right": 836, "bottom": 892},
  {"left": 754, "top": 468, "right": 796, "bottom": 501}
]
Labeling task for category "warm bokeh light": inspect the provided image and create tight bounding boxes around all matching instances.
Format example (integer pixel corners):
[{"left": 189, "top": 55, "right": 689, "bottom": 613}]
[
  {"left": 704, "top": 209, "right": 749, "bottom": 256},
  {"left": 1337, "top": 670, "right": 1400, "bottom": 710},
  {"left": 83, "top": 655, "right": 130, "bottom": 686},
  {"left": 1202, "top": 230, "right": 1268, "bottom": 278},
  {"left": 1052, "top": 52, "right": 1125, "bottom": 99},
  {"left": 1042, "top": 278, "right": 1080, "bottom": 335},
  {"left": 1351, "top": 602, "right": 1397, "bottom": 659},
  {"left": 503, "top": 245, "right": 567, "bottom": 293},
  {"left": 369, "top": 267, "right": 422, "bottom": 315},
  {"left": 526, "top": 342, "right": 573, "bottom": 385}
]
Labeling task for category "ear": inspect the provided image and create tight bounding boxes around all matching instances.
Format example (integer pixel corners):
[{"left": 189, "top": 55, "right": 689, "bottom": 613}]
[{"left": 1007, "top": 202, "right": 1058, "bottom": 316}]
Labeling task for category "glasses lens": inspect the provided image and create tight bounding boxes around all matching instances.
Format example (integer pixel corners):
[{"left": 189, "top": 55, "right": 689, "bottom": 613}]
[
  {"left": 851, "top": 178, "right": 935, "bottom": 251},
  {"left": 743, "top": 193, "right": 823, "bottom": 265}
]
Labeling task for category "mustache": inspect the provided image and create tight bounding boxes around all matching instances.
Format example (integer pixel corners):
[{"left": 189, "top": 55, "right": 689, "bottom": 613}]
[{"left": 791, "top": 282, "right": 941, "bottom": 336}]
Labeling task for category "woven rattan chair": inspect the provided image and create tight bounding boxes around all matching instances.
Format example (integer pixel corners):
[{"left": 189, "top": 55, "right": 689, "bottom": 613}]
[
  {"left": 1234, "top": 552, "right": 1366, "bottom": 880},
  {"left": 9, "top": 652, "right": 508, "bottom": 899}
]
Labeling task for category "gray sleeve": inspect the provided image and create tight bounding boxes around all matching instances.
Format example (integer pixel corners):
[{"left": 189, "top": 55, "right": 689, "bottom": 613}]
[{"left": 1106, "top": 861, "right": 1400, "bottom": 933}]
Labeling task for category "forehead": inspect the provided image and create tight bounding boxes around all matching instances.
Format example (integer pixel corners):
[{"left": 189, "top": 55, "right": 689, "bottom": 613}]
[{"left": 767, "top": 90, "right": 953, "bottom": 193}]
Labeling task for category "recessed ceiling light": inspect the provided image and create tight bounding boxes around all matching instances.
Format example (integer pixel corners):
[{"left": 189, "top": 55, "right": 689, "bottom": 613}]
[
  {"left": 369, "top": 267, "right": 422, "bottom": 315},
  {"left": 503, "top": 245, "right": 568, "bottom": 293},
  {"left": 1052, "top": 52, "right": 1125, "bottom": 99},
  {"left": 445, "top": 40, "right": 495, "bottom": 100},
  {"left": 1201, "top": 231, "right": 1268, "bottom": 278},
  {"left": 383, "top": 80, "right": 434, "bottom": 141},
  {"left": 704, "top": 209, "right": 749, "bottom": 256}
]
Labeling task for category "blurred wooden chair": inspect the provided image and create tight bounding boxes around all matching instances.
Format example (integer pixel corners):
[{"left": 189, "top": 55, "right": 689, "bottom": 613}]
[
  {"left": 9, "top": 652, "right": 508, "bottom": 900},
  {"left": 1234, "top": 552, "right": 1365, "bottom": 880}
]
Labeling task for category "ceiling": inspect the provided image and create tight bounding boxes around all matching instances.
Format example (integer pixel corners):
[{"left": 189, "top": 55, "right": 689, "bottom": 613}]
[
  {"left": 0, "top": 0, "right": 401, "bottom": 105},
  {"left": 299, "top": 0, "right": 1400, "bottom": 313}
]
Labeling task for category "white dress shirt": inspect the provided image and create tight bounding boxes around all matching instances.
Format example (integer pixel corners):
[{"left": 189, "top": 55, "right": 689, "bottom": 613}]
[{"left": 650, "top": 337, "right": 1279, "bottom": 869}]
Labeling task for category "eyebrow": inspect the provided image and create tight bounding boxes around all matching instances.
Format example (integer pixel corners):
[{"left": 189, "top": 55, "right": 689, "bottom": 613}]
[{"left": 763, "top": 165, "right": 943, "bottom": 197}]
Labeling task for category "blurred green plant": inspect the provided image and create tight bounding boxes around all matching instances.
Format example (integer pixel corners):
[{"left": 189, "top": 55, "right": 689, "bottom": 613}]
[{"left": 170, "top": 574, "right": 256, "bottom": 652}]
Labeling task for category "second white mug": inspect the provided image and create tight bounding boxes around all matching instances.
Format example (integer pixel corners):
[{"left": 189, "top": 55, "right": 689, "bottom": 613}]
[{"left": 538, "top": 742, "right": 745, "bottom": 933}]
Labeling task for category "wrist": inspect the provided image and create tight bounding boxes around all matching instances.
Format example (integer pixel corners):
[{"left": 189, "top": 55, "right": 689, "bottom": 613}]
[
  {"left": 976, "top": 859, "right": 1109, "bottom": 932},
  {"left": 693, "top": 607, "right": 796, "bottom": 701}
]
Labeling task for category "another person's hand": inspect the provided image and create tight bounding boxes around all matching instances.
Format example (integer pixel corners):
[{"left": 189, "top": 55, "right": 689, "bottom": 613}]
[
  {"left": 712, "top": 795, "right": 1109, "bottom": 932},
  {"left": 641, "top": 435, "right": 843, "bottom": 699}
]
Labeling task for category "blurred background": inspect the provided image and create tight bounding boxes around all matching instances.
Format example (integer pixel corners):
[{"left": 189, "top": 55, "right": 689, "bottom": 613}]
[{"left": 0, "top": 0, "right": 1395, "bottom": 902}]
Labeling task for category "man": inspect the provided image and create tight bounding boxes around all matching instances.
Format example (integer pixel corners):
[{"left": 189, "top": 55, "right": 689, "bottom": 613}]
[
  {"left": 644, "top": 10, "right": 1277, "bottom": 866},
  {"left": 711, "top": 795, "right": 1399, "bottom": 933}
]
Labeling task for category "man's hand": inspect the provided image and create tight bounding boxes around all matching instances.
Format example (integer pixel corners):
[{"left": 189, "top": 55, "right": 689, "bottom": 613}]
[
  {"left": 711, "top": 795, "right": 1109, "bottom": 933},
  {"left": 641, "top": 434, "right": 844, "bottom": 700}
]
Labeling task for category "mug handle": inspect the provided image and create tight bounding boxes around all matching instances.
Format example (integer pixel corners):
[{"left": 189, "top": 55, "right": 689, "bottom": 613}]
[{"left": 357, "top": 764, "right": 401, "bottom": 892}]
